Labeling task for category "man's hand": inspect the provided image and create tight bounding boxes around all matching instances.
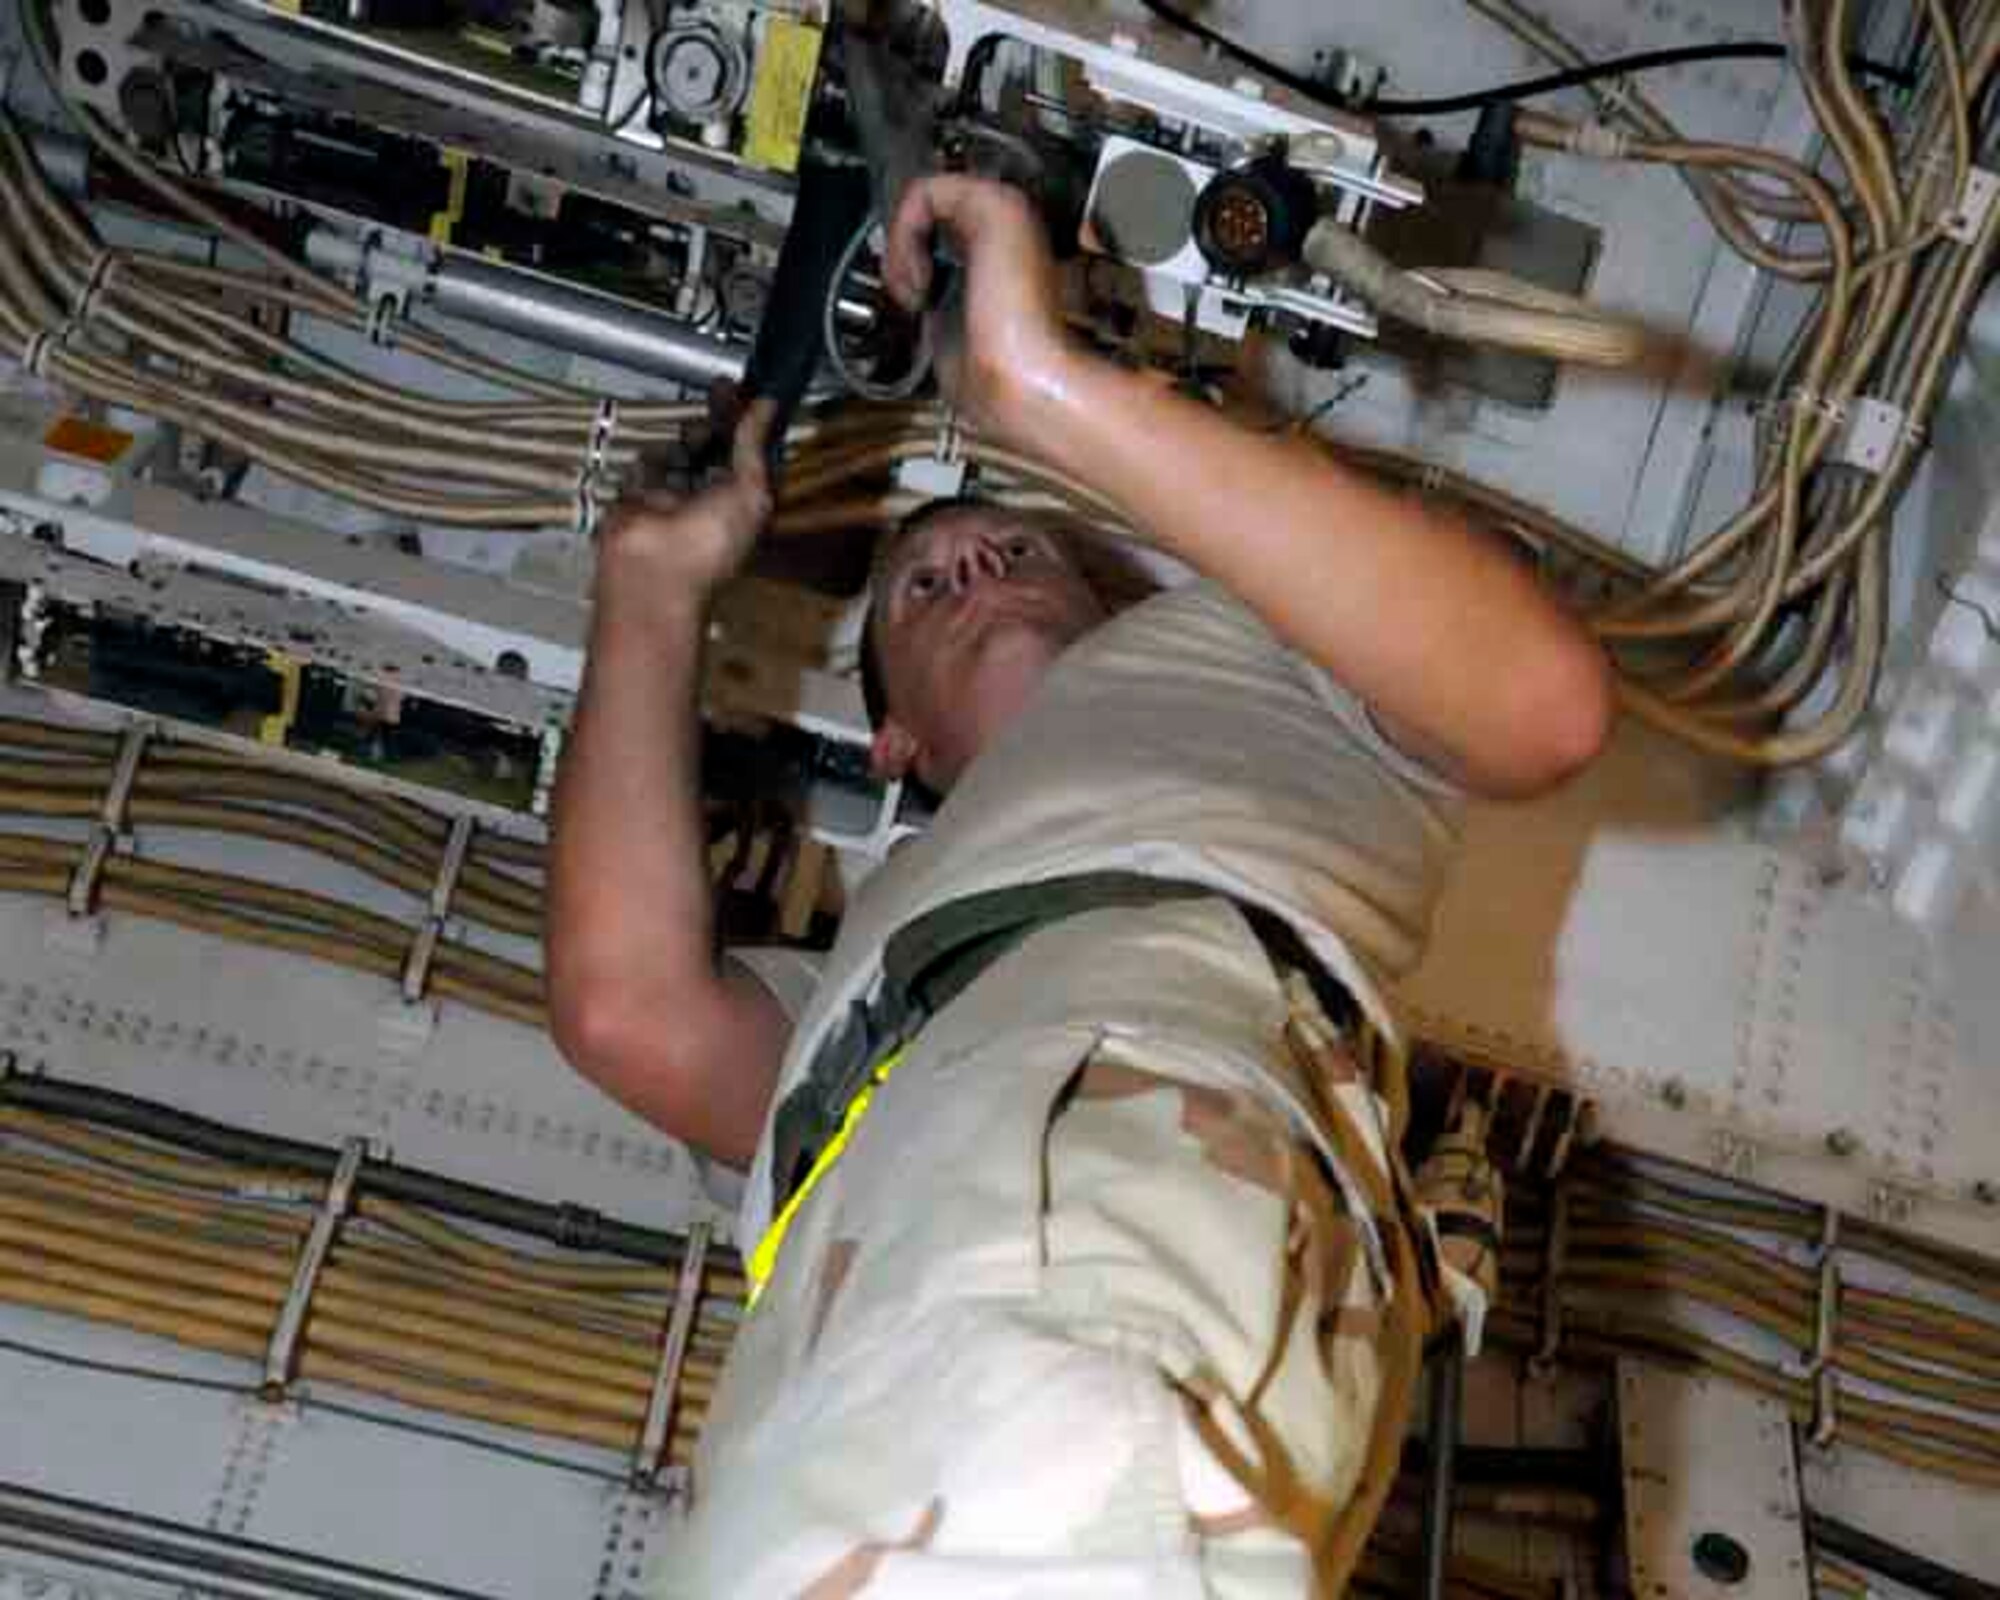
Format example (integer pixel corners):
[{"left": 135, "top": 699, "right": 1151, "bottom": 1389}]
[
  {"left": 596, "top": 399, "right": 778, "bottom": 615},
  {"left": 883, "top": 175, "right": 1079, "bottom": 449}
]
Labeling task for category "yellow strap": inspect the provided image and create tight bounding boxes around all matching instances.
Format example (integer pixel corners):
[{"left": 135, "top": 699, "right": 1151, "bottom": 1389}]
[{"left": 746, "top": 1045, "right": 906, "bottom": 1309}]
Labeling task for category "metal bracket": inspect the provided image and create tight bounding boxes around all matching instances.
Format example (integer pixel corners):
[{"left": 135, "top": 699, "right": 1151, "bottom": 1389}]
[
  {"left": 1531, "top": 1178, "right": 1569, "bottom": 1372},
  {"left": 400, "top": 815, "right": 474, "bottom": 1004},
  {"left": 1806, "top": 1208, "right": 1841, "bottom": 1449},
  {"left": 262, "top": 1137, "right": 366, "bottom": 1398},
  {"left": 66, "top": 723, "right": 149, "bottom": 918},
  {"left": 1945, "top": 165, "right": 1999, "bottom": 243},
  {"left": 1832, "top": 396, "right": 1917, "bottom": 473},
  {"left": 633, "top": 1220, "right": 711, "bottom": 1488}
]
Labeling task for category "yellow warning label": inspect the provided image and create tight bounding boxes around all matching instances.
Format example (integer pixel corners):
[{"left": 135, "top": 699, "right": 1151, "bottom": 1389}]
[
  {"left": 43, "top": 416, "right": 134, "bottom": 465},
  {"left": 267, "top": 0, "right": 302, "bottom": 14},
  {"left": 744, "top": 19, "right": 823, "bottom": 175},
  {"left": 430, "top": 149, "right": 472, "bottom": 247},
  {"left": 259, "top": 652, "right": 301, "bottom": 747}
]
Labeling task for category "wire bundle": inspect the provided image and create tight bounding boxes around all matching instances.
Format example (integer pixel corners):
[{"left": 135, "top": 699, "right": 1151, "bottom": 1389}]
[
  {"left": 1492, "top": 1151, "right": 2000, "bottom": 1489},
  {"left": 0, "top": 716, "right": 548, "bottom": 1027},
  {"left": 0, "top": 104, "right": 702, "bottom": 529},
  {"left": 0, "top": 1101, "right": 738, "bottom": 1459},
  {"left": 1468, "top": 0, "right": 2000, "bottom": 763}
]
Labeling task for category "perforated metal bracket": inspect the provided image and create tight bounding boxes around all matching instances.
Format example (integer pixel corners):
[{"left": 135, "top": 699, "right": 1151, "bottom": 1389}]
[
  {"left": 633, "top": 1220, "right": 710, "bottom": 1489},
  {"left": 65, "top": 722, "right": 149, "bottom": 918},
  {"left": 401, "top": 815, "right": 474, "bottom": 1004},
  {"left": 262, "top": 1136, "right": 367, "bottom": 1398},
  {"left": 1945, "top": 165, "right": 1999, "bottom": 243},
  {"left": 1807, "top": 1208, "right": 1842, "bottom": 1449}
]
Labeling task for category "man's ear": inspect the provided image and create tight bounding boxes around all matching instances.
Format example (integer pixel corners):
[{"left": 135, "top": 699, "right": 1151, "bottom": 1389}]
[{"left": 870, "top": 718, "right": 922, "bottom": 784}]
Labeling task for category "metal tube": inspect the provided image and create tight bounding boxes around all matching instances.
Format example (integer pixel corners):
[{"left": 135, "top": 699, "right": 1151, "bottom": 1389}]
[
  {"left": 26, "top": 126, "right": 91, "bottom": 199},
  {"left": 306, "top": 231, "right": 746, "bottom": 388},
  {"left": 0, "top": 1482, "right": 496, "bottom": 1600},
  {"left": 1419, "top": 1338, "right": 1465, "bottom": 1600}
]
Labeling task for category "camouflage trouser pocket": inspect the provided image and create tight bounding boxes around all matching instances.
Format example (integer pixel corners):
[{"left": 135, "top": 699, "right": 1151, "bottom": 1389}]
[{"left": 1036, "top": 1037, "right": 1400, "bottom": 1589}]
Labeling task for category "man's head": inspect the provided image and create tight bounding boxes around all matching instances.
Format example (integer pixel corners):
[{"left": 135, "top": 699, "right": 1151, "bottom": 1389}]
[{"left": 862, "top": 499, "right": 1108, "bottom": 793}]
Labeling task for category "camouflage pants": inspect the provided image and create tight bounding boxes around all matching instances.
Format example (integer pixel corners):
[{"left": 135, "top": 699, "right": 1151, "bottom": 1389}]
[{"left": 663, "top": 903, "right": 1442, "bottom": 1599}]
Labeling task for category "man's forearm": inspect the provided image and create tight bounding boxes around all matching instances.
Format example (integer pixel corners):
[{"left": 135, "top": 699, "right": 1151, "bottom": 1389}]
[
  {"left": 547, "top": 584, "right": 782, "bottom": 1164},
  {"left": 1011, "top": 355, "right": 1612, "bottom": 797}
]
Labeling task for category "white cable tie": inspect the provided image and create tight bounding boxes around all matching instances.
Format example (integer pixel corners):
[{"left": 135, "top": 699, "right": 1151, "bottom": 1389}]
[
  {"left": 936, "top": 406, "right": 963, "bottom": 466},
  {"left": 22, "top": 331, "right": 53, "bottom": 379},
  {"left": 1568, "top": 120, "right": 1629, "bottom": 160},
  {"left": 1418, "top": 462, "right": 1447, "bottom": 495},
  {"left": 575, "top": 471, "right": 602, "bottom": 539}
]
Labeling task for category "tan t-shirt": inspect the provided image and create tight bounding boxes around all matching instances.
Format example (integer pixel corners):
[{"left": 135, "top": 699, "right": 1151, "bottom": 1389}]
[{"left": 739, "top": 579, "right": 1461, "bottom": 1246}]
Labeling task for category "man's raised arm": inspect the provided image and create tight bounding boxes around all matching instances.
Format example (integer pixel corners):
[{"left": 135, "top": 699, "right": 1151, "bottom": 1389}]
[
  {"left": 546, "top": 405, "right": 790, "bottom": 1166},
  {"left": 885, "top": 176, "right": 1613, "bottom": 799}
]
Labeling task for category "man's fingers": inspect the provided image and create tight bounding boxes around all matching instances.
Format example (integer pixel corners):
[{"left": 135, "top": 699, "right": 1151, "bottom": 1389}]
[
  {"left": 884, "top": 179, "right": 944, "bottom": 312},
  {"left": 733, "top": 397, "right": 779, "bottom": 482}
]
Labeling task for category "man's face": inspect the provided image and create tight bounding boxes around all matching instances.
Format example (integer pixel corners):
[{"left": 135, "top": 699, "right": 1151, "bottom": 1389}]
[{"left": 869, "top": 506, "right": 1107, "bottom": 792}]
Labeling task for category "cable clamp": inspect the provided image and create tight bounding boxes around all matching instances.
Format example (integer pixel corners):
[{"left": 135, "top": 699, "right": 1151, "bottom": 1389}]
[
  {"left": 1529, "top": 1177, "right": 1570, "bottom": 1373},
  {"left": 400, "top": 813, "right": 472, "bottom": 1004},
  {"left": 263, "top": 1136, "right": 367, "bottom": 1398},
  {"left": 365, "top": 293, "right": 401, "bottom": 349},
  {"left": 1806, "top": 1207, "right": 1841, "bottom": 1448},
  {"left": 634, "top": 1219, "right": 710, "bottom": 1489},
  {"left": 67, "top": 723, "right": 149, "bottom": 919},
  {"left": 1831, "top": 395, "right": 1920, "bottom": 473},
  {"left": 1945, "top": 166, "right": 1999, "bottom": 244}
]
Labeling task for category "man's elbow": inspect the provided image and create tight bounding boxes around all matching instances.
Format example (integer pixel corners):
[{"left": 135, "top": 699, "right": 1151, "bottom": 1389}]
[
  {"left": 1488, "top": 637, "right": 1615, "bottom": 799},
  {"left": 549, "top": 976, "right": 703, "bottom": 1139}
]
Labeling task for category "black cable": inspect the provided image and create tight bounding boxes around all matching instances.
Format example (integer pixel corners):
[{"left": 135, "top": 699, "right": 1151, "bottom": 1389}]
[
  {"left": 1807, "top": 1511, "right": 2000, "bottom": 1600},
  {"left": 0, "top": 1058, "right": 721, "bottom": 1271},
  {"left": 1131, "top": 0, "right": 1914, "bottom": 118},
  {"left": 0, "top": 1332, "right": 631, "bottom": 1485}
]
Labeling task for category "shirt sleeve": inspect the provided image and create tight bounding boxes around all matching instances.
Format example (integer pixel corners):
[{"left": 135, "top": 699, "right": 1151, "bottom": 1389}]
[
  {"left": 725, "top": 946, "right": 824, "bottom": 1025},
  {"left": 1298, "top": 660, "right": 1465, "bottom": 800}
]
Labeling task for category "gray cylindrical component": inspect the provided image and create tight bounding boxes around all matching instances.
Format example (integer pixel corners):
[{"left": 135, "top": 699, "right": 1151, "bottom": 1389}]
[
  {"left": 433, "top": 254, "right": 746, "bottom": 388},
  {"left": 307, "top": 229, "right": 746, "bottom": 389}
]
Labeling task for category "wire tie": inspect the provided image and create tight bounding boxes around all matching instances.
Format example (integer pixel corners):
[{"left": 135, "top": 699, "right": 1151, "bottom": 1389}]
[
  {"left": 1530, "top": 1177, "right": 1570, "bottom": 1373},
  {"left": 1418, "top": 463, "right": 1447, "bottom": 495},
  {"left": 262, "top": 1137, "right": 367, "bottom": 1399},
  {"left": 936, "top": 406, "right": 963, "bottom": 466},
  {"left": 1807, "top": 1207, "right": 1841, "bottom": 1448},
  {"left": 634, "top": 1219, "right": 711, "bottom": 1489},
  {"left": 400, "top": 814, "right": 473, "bottom": 1004},
  {"left": 66, "top": 723, "right": 149, "bottom": 919}
]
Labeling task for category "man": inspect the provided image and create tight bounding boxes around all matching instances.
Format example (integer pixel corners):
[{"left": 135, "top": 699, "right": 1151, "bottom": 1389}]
[{"left": 550, "top": 175, "right": 1611, "bottom": 1595}]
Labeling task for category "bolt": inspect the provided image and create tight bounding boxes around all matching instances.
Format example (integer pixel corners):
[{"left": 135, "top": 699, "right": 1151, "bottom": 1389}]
[
  {"left": 1825, "top": 1128, "right": 1857, "bottom": 1157},
  {"left": 1975, "top": 1180, "right": 1999, "bottom": 1206},
  {"left": 1661, "top": 1078, "right": 1688, "bottom": 1109}
]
